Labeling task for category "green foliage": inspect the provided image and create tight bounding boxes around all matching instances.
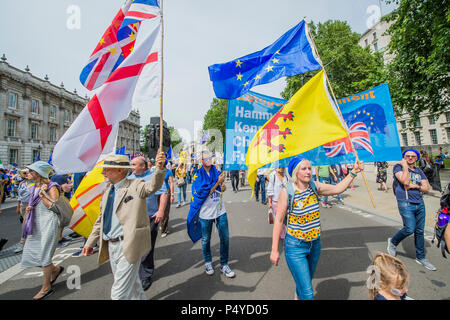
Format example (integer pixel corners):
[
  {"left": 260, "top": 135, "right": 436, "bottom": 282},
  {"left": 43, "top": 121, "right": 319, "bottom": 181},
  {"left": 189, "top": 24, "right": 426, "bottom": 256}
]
[
  {"left": 169, "top": 125, "right": 183, "bottom": 148},
  {"left": 383, "top": 0, "right": 450, "bottom": 121},
  {"left": 140, "top": 125, "right": 149, "bottom": 154},
  {"left": 203, "top": 98, "right": 228, "bottom": 140},
  {"left": 281, "top": 20, "right": 386, "bottom": 100}
]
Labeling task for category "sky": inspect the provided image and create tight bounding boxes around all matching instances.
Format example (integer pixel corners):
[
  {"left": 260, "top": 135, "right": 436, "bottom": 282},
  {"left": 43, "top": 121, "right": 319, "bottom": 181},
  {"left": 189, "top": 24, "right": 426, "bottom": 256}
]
[{"left": 0, "top": 0, "right": 397, "bottom": 143}]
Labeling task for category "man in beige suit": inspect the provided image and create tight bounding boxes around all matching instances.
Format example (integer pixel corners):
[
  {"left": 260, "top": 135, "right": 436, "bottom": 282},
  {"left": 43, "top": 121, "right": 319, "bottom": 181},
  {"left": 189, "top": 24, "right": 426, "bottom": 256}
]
[{"left": 82, "top": 151, "right": 166, "bottom": 300}]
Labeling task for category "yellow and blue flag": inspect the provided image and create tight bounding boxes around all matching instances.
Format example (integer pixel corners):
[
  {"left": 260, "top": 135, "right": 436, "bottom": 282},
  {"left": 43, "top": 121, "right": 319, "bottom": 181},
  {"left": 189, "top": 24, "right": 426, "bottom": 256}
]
[
  {"left": 245, "top": 69, "right": 349, "bottom": 195},
  {"left": 208, "top": 20, "right": 322, "bottom": 99}
]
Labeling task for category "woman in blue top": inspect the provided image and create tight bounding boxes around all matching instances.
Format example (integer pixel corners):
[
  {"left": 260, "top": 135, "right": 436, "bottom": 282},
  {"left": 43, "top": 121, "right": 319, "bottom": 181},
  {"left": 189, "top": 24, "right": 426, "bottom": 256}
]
[{"left": 270, "top": 156, "right": 364, "bottom": 300}]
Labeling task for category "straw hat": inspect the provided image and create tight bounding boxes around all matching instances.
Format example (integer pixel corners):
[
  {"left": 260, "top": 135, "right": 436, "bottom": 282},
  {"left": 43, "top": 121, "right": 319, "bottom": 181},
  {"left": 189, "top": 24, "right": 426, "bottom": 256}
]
[
  {"left": 18, "top": 168, "right": 29, "bottom": 178},
  {"left": 99, "top": 154, "right": 132, "bottom": 169}
]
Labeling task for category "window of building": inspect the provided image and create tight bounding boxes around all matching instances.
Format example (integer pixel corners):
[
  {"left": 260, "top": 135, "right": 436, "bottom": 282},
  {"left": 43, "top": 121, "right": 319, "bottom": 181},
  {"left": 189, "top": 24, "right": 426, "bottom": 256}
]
[
  {"left": 373, "top": 32, "right": 377, "bottom": 40},
  {"left": 364, "top": 39, "right": 368, "bottom": 47},
  {"left": 446, "top": 112, "right": 450, "bottom": 123},
  {"left": 401, "top": 133, "right": 408, "bottom": 146},
  {"left": 429, "top": 129, "right": 438, "bottom": 144},
  {"left": 428, "top": 115, "right": 435, "bottom": 125},
  {"left": 415, "top": 118, "right": 421, "bottom": 127},
  {"left": 373, "top": 42, "right": 378, "bottom": 52},
  {"left": 447, "top": 127, "right": 450, "bottom": 140},
  {"left": 32, "top": 149, "right": 39, "bottom": 162},
  {"left": 64, "top": 109, "right": 70, "bottom": 122},
  {"left": 30, "top": 122, "right": 38, "bottom": 139},
  {"left": 414, "top": 132, "right": 421, "bottom": 146},
  {"left": 400, "top": 120, "right": 406, "bottom": 129},
  {"left": 49, "top": 127, "right": 56, "bottom": 142},
  {"left": 9, "top": 149, "right": 18, "bottom": 165},
  {"left": 7, "top": 119, "right": 16, "bottom": 136},
  {"left": 32, "top": 99, "right": 39, "bottom": 114},
  {"left": 9, "top": 92, "right": 18, "bottom": 109},
  {"left": 50, "top": 105, "right": 56, "bottom": 119}
]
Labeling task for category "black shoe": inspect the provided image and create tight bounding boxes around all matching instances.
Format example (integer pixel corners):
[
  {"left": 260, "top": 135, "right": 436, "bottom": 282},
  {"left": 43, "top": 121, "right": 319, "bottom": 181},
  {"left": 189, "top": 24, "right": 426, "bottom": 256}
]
[
  {"left": 0, "top": 239, "right": 8, "bottom": 251},
  {"left": 141, "top": 277, "right": 153, "bottom": 291}
]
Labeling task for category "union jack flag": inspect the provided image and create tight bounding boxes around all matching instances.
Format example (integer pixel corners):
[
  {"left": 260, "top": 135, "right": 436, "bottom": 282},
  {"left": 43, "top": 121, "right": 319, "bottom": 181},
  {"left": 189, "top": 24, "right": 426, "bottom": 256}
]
[
  {"left": 80, "top": 0, "right": 160, "bottom": 91},
  {"left": 323, "top": 122, "right": 374, "bottom": 157}
]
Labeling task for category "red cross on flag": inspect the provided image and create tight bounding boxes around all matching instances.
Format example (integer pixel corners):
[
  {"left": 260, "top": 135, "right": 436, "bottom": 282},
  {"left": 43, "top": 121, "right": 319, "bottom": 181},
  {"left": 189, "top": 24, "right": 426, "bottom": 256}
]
[{"left": 52, "top": 18, "right": 161, "bottom": 174}]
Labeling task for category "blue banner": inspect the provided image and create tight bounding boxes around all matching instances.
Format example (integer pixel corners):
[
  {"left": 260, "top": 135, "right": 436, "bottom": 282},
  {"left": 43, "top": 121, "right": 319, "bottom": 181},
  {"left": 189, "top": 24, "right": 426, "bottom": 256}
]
[
  {"left": 224, "top": 84, "right": 402, "bottom": 170},
  {"left": 224, "top": 91, "right": 285, "bottom": 170}
]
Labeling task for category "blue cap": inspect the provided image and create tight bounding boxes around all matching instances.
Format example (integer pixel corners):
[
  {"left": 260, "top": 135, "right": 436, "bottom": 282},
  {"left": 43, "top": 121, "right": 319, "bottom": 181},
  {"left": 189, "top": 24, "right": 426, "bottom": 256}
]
[
  {"left": 26, "top": 161, "right": 53, "bottom": 179},
  {"left": 402, "top": 149, "right": 420, "bottom": 160},
  {"left": 288, "top": 156, "right": 306, "bottom": 177}
]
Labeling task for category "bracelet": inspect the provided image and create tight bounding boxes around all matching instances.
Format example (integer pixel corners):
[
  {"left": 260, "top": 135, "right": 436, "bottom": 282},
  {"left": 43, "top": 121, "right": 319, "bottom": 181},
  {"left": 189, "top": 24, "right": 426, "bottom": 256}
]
[{"left": 349, "top": 171, "right": 357, "bottom": 177}]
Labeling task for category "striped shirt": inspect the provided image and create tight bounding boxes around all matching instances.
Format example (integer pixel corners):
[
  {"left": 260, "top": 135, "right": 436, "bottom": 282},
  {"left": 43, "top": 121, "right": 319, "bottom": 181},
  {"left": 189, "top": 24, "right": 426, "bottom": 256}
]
[{"left": 287, "top": 186, "right": 321, "bottom": 242}]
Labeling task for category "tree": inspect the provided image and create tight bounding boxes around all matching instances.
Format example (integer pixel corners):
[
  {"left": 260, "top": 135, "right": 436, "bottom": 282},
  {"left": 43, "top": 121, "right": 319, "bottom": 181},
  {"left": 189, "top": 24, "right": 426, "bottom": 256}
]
[
  {"left": 203, "top": 98, "right": 228, "bottom": 141},
  {"left": 281, "top": 20, "right": 385, "bottom": 100},
  {"left": 383, "top": 0, "right": 449, "bottom": 119},
  {"left": 140, "top": 125, "right": 149, "bottom": 154}
]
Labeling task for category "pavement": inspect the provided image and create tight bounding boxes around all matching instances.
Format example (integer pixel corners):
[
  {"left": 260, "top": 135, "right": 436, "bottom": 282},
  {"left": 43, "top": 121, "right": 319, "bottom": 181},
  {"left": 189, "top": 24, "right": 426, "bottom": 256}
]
[{"left": 339, "top": 164, "right": 449, "bottom": 233}]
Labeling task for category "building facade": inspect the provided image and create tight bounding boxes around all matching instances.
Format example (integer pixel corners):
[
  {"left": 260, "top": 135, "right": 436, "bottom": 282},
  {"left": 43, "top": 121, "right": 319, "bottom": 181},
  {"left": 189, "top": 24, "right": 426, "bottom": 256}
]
[
  {"left": 0, "top": 55, "right": 140, "bottom": 168},
  {"left": 359, "top": 19, "right": 450, "bottom": 155}
]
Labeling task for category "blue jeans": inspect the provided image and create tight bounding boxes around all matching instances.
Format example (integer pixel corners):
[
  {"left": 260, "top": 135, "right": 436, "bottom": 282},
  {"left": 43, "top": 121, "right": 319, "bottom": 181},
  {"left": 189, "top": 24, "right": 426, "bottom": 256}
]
[
  {"left": 177, "top": 181, "right": 187, "bottom": 204},
  {"left": 318, "top": 177, "right": 331, "bottom": 203},
  {"left": 254, "top": 175, "right": 266, "bottom": 203},
  {"left": 391, "top": 201, "right": 426, "bottom": 260},
  {"left": 199, "top": 213, "right": 230, "bottom": 266},
  {"left": 284, "top": 233, "right": 321, "bottom": 300}
]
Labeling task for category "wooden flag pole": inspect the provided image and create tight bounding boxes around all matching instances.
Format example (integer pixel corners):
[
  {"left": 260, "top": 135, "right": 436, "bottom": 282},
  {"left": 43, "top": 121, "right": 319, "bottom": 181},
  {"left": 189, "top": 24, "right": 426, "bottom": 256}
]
[
  {"left": 306, "top": 22, "right": 376, "bottom": 208},
  {"left": 159, "top": 0, "right": 164, "bottom": 151}
]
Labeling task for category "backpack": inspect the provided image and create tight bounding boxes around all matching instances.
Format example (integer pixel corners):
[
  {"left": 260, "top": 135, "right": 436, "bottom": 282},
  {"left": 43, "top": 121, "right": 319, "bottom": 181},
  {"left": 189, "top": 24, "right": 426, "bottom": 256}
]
[{"left": 432, "top": 208, "right": 449, "bottom": 258}]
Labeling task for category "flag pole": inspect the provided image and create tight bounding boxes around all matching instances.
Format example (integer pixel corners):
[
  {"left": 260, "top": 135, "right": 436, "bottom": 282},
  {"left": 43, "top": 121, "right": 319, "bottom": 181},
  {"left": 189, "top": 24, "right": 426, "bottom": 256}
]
[
  {"left": 159, "top": 0, "right": 164, "bottom": 151},
  {"left": 306, "top": 21, "right": 376, "bottom": 208}
]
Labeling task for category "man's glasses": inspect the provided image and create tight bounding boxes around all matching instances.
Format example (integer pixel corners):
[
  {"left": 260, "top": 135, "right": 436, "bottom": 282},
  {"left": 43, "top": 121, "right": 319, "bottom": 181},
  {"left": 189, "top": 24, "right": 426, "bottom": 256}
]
[
  {"left": 405, "top": 155, "right": 417, "bottom": 159},
  {"left": 202, "top": 157, "right": 212, "bottom": 162}
]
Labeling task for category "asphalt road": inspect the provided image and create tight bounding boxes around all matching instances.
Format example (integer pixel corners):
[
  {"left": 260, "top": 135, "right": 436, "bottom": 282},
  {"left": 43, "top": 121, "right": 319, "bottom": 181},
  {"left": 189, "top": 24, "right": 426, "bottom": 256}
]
[{"left": 0, "top": 183, "right": 448, "bottom": 300}]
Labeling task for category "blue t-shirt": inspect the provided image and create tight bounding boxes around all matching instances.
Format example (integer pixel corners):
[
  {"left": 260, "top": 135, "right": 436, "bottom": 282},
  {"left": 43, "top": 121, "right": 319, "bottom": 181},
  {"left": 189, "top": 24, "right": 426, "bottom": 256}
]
[
  {"left": 393, "top": 164, "right": 427, "bottom": 204},
  {"left": 164, "top": 169, "right": 173, "bottom": 190},
  {"left": 128, "top": 170, "right": 167, "bottom": 217}
]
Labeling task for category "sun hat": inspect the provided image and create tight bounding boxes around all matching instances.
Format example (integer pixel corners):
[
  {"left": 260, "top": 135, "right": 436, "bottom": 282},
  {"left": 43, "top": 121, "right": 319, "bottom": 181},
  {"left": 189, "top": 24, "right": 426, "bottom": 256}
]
[
  {"left": 99, "top": 154, "right": 132, "bottom": 169},
  {"left": 288, "top": 156, "right": 306, "bottom": 177},
  {"left": 402, "top": 149, "right": 420, "bottom": 160},
  {"left": 26, "top": 161, "right": 54, "bottom": 179}
]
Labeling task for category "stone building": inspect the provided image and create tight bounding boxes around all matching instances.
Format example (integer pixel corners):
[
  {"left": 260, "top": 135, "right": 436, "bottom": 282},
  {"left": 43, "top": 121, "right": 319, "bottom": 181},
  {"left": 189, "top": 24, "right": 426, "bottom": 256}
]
[
  {"left": 359, "top": 19, "right": 450, "bottom": 155},
  {"left": 0, "top": 55, "right": 140, "bottom": 168}
]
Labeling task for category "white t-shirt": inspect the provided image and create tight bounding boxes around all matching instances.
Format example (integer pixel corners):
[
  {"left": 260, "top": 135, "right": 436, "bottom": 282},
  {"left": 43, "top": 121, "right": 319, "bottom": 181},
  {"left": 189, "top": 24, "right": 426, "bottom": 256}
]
[{"left": 199, "top": 190, "right": 226, "bottom": 220}]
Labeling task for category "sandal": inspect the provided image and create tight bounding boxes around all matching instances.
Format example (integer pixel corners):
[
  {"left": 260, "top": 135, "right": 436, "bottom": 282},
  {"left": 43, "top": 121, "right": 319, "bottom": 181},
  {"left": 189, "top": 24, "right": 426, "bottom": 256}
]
[
  {"left": 32, "top": 288, "right": 54, "bottom": 300},
  {"left": 51, "top": 266, "right": 64, "bottom": 285}
]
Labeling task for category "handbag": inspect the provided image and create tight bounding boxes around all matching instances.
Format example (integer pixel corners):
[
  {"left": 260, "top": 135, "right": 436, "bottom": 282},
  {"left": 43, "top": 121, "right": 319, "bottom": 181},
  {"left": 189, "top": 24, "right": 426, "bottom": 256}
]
[
  {"left": 40, "top": 189, "right": 74, "bottom": 228},
  {"left": 176, "top": 176, "right": 185, "bottom": 187},
  {"left": 268, "top": 208, "right": 274, "bottom": 224}
]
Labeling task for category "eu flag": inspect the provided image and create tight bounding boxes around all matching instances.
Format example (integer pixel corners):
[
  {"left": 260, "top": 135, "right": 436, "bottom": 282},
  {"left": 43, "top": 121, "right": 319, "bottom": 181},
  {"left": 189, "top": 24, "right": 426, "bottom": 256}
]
[
  {"left": 187, "top": 165, "right": 222, "bottom": 243},
  {"left": 208, "top": 20, "right": 322, "bottom": 99}
]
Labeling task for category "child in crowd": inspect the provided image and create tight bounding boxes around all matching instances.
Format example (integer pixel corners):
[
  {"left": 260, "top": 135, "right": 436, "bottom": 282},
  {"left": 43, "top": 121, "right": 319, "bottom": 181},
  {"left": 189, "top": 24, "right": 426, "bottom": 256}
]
[{"left": 367, "top": 252, "right": 411, "bottom": 300}]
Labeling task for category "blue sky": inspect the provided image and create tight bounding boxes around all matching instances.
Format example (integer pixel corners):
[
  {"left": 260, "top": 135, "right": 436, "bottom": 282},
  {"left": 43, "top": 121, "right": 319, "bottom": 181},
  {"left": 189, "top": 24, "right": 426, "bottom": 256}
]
[{"left": 0, "top": 0, "right": 397, "bottom": 141}]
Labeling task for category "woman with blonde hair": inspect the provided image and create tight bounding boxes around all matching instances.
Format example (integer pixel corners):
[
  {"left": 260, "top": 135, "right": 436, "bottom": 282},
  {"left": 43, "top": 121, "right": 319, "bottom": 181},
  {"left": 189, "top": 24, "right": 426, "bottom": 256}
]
[
  {"left": 367, "top": 252, "right": 410, "bottom": 300},
  {"left": 175, "top": 162, "right": 187, "bottom": 208},
  {"left": 20, "top": 161, "right": 64, "bottom": 300}
]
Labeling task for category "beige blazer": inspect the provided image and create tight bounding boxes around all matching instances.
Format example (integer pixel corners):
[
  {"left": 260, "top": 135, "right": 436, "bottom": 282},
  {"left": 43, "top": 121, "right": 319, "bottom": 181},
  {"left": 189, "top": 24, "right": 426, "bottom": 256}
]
[{"left": 86, "top": 169, "right": 165, "bottom": 265}]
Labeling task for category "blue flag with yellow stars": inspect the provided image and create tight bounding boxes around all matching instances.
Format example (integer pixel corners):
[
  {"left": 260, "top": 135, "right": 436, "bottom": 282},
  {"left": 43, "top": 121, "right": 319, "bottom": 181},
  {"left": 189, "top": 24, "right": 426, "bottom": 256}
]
[
  {"left": 208, "top": 20, "right": 322, "bottom": 99},
  {"left": 187, "top": 165, "right": 221, "bottom": 243}
]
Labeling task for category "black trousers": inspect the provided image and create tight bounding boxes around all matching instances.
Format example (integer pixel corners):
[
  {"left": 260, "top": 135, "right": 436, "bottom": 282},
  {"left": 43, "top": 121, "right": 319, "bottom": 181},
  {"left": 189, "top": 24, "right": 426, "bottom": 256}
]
[
  {"left": 231, "top": 174, "right": 239, "bottom": 191},
  {"left": 139, "top": 216, "right": 159, "bottom": 280}
]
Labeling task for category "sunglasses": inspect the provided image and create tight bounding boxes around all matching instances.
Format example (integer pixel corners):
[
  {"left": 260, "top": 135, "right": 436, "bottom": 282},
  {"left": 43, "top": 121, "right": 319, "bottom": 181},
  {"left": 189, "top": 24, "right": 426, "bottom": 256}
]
[
  {"left": 405, "top": 155, "right": 417, "bottom": 159},
  {"left": 202, "top": 157, "right": 212, "bottom": 161}
]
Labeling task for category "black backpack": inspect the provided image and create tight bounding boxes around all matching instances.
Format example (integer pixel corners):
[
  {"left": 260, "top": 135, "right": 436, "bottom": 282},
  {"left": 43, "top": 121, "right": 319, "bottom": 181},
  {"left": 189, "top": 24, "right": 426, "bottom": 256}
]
[{"left": 431, "top": 184, "right": 450, "bottom": 258}]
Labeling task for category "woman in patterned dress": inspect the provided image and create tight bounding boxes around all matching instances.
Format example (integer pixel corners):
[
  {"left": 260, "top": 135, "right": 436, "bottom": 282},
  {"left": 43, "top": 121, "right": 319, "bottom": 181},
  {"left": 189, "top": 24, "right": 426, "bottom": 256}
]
[
  {"left": 270, "top": 156, "right": 364, "bottom": 300},
  {"left": 375, "top": 161, "right": 389, "bottom": 192},
  {"left": 20, "top": 161, "right": 64, "bottom": 300}
]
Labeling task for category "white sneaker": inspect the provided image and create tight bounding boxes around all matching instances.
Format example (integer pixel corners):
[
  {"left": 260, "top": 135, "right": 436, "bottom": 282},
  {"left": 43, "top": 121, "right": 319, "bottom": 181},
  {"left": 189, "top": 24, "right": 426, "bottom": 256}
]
[
  {"left": 415, "top": 258, "right": 437, "bottom": 271},
  {"left": 387, "top": 238, "right": 397, "bottom": 256},
  {"left": 220, "top": 264, "right": 235, "bottom": 278},
  {"left": 176, "top": 203, "right": 181, "bottom": 208},
  {"left": 205, "top": 262, "right": 214, "bottom": 275}
]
